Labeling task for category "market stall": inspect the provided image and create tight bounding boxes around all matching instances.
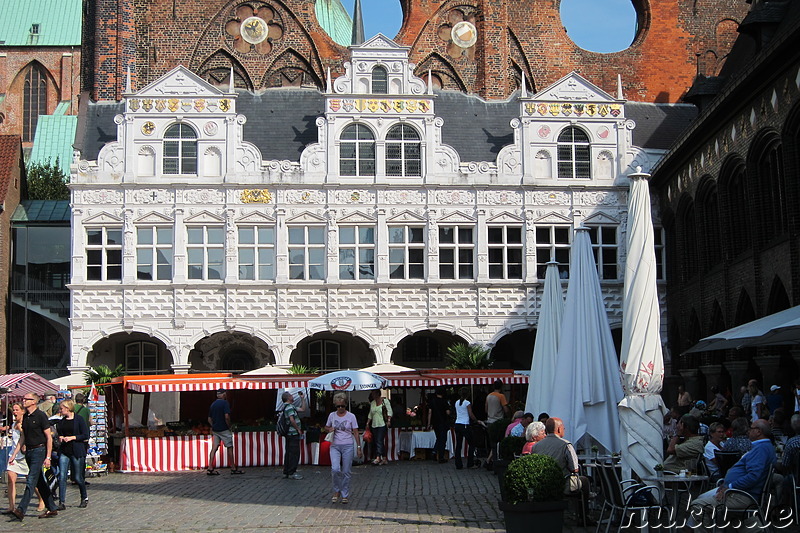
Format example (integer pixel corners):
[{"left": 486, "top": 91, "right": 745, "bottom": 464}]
[{"left": 107, "top": 370, "right": 528, "bottom": 473}]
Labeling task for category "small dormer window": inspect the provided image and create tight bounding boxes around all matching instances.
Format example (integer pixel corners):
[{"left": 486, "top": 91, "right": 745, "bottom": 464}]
[
  {"left": 371, "top": 66, "right": 388, "bottom": 94},
  {"left": 30, "top": 24, "right": 40, "bottom": 35}
]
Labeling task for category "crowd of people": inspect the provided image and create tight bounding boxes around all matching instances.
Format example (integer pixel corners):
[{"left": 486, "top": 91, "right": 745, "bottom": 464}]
[{"left": 3, "top": 391, "right": 92, "bottom": 521}]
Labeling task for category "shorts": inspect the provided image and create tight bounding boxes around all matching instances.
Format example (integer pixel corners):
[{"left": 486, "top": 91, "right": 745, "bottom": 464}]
[
  {"left": 213, "top": 430, "right": 233, "bottom": 448},
  {"left": 8, "top": 457, "right": 29, "bottom": 476}
]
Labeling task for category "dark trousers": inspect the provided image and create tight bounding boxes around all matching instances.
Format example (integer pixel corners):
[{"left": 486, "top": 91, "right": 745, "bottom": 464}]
[
  {"left": 372, "top": 425, "right": 387, "bottom": 458},
  {"left": 283, "top": 435, "right": 301, "bottom": 476},
  {"left": 19, "top": 446, "right": 57, "bottom": 514},
  {"left": 433, "top": 425, "right": 449, "bottom": 460},
  {"left": 454, "top": 423, "right": 475, "bottom": 468}
]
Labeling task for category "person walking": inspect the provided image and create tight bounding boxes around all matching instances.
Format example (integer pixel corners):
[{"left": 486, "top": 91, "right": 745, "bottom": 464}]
[
  {"left": 366, "top": 390, "right": 392, "bottom": 465},
  {"left": 9, "top": 392, "right": 59, "bottom": 521},
  {"left": 55, "top": 400, "right": 90, "bottom": 509},
  {"left": 325, "top": 393, "right": 362, "bottom": 504},
  {"left": 207, "top": 389, "right": 242, "bottom": 475},
  {"left": 4, "top": 403, "right": 28, "bottom": 514},
  {"left": 280, "top": 391, "right": 303, "bottom": 480},
  {"left": 453, "top": 387, "right": 484, "bottom": 470},
  {"left": 427, "top": 387, "right": 452, "bottom": 463}
]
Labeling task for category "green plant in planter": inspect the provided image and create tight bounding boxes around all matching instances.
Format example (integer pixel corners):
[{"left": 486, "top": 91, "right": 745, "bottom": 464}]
[
  {"left": 504, "top": 454, "right": 565, "bottom": 504},
  {"left": 499, "top": 436, "right": 526, "bottom": 461}
]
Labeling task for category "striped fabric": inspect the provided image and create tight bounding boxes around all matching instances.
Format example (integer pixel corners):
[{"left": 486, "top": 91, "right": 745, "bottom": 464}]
[{"left": 0, "top": 373, "right": 58, "bottom": 401}]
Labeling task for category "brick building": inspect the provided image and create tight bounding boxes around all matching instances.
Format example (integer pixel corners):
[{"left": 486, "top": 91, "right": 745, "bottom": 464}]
[
  {"left": 651, "top": 0, "right": 800, "bottom": 403},
  {"left": 82, "top": 0, "right": 749, "bottom": 103},
  {"left": 0, "top": 0, "right": 81, "bottom": 149}
]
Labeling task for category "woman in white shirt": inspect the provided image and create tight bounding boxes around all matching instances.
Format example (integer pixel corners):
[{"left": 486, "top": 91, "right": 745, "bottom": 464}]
[{"left": 453, "top": 387, "right": 484, "bottom": 470}]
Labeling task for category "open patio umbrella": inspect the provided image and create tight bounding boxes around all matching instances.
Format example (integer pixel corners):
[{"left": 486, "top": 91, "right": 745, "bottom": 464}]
[
  {"left": 308, "top": 370, "right": 388, "bottom": 392},
  {"left": 241, "top": 365, "right": 291, "bottom": 376},
  {"left": 359, "top": 363, "right": 415, "bottom": 374},
  {"left": 549, "top": 228, "right": 623, "bottom": 453},
  {"left": 526, "top": 261, "right": 564, "bottom": 415},
  {"left": 684, "top": 305, "right": 800, "bottom": 353},
  {"left": 617, "top": 172, "right": 668, "bottom": 481}
]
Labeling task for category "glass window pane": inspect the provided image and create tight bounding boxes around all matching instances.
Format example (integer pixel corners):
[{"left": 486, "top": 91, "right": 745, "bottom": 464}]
[
  {"left": 240, "top": 248, "right": 254, "bottom": 265},
  {"left": 308, "top": 227, "right": 324, "bottom": 244},
  {"left": 488, "top": 227, "right": 503, "bottom": 243},
  {"left": 489, "top": 265, "right": 503, "bottom": 278},
  {"left": 409, "top": 227, "right": 424, "bottom": 243},
  {"left": 389, "top": 227, "right": 405, "bottom": 243},
  {"left": 439, "top": 227, "right": 454, "bottom": 244},
  {"left": 409, "top": 264, "right": 424, "bottom": 278},
  {"left": 308, "top": 248, "right": 324, "bottom": 264},
  {"left": 440, "top": 265, "right": 454, "bottom": 279},
  {"left": 288, "top": 227, "right": 305, "bottom": 245},
  {"left": 339, "top": 249, "right": 355, "bottom": 265},
  {"left": 258, "top": 248, "right": 274, "bottom": 266},
  {"left": 602, "top": 227, "right": 616, "bottom": 243},
  {"left": 157, "top": 264, "right": 172, "bottom": 280},
  {"left": 554, "top": 227, "right": 570, "bottom": 243},
  {"left": 288, "top": 249, "right": 304, "bottom": 265},
  {"left": 507, "top": 227, "right": 522, "bottom": 244},
  {"left": 107, "top": 265, "right": 122, "bottom": 280},
  {"left": 107, "top": 230, "right": 122, "bottom": 245},
  {"left": 258, "top": 227, "right": 274, "bottom": 243},
  {"left": 187, "top": 227, "right": 203, "bottom": 244},
  {"left": 207, "top": 227, "right": 224, "bottom": 244},
  {"left": 390, "top": 265, "right": 404, "bottom": 279},
  {"left": 138, "top": 228, "right": 153, "bottom": 245},
  {"left": 340, "top": 227, "right": 355, "bottom": 245},
  {"left": 239, "top": 227, "right": 254, "bottom": 244},
  {"left": 157, "top": 227, "right": 172, "bottom": 244},
  {"left": 458, "top": 227, "right": 473, "bottom": 243},
  {"left": 389, "top": 249, "right": 404, "bottom": 263},
  {"left": 359, "top": 227, "right": 374, "bottom": 244},
  {"left": 440, "top": 249, "right": 454, "bottom": 263},
  {"left": 289, "top": 265, "right": 305, "bottom": 279},
  {"left": 87, "top": 229, "right": 102, "bottom": 245}
]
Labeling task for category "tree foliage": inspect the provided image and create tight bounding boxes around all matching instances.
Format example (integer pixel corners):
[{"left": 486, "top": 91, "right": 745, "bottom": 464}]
[
  {"left": 288, "top": 364, "right": 318, "bottom": 374},
  {"left": 26, "top": 158, "right": 69, "bottom": 200},
  {"left": 83, "top": 364, "right": 125, "bottom": 385},
  {"left": 445, "top": 342, "right": 492, "bottom": 369}
]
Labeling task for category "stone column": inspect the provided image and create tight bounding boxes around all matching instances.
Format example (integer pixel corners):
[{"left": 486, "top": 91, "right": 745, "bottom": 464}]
[
  {"left": 699, "top": 364, "right": 724, "bottom": 399},
  {"left": 723, "top": 360, "right": 750, "bottom": 394},
  {"left": 754, "top": 354, "right": 782, "bottom": 389},
  {"left": 678, "top": 369, "right": 700, "bottom": 402}
]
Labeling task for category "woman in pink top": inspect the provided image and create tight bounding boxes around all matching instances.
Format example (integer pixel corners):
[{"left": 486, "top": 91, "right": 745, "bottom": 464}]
[
  {"left": 521, "top": 421, "right": 546, "bottom": 455},
  {"left": 324, "top": 393, "right": 362, "bottom": 504}
]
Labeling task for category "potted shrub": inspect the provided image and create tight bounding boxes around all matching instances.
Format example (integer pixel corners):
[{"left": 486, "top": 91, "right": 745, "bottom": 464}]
[
  {"left": 496, "top": 436, "right": 526, "bottom": 498},
  {"left": 499, "top": 454, "right": 567, "bottom": 533}
]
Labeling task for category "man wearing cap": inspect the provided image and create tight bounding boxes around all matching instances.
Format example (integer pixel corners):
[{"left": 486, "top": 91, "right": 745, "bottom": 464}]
[
  {"left": 207, "top": 389, "right": 242, "bottom": 475},
  {"left": 767, "top": 385, "right": 783, "bottom": 416}
]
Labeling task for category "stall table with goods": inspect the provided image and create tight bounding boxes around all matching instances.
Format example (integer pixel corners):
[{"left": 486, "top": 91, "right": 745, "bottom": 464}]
[{"left": 104, "top": 370, "right": 528, "bottom": 472}]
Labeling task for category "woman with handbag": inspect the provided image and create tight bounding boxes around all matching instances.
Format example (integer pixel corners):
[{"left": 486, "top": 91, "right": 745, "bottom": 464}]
[
  {"left": 324, "top": 393, "right": 362, "bottom": 504},
  {"left": 55, "top": 400, "right": 90, "bottom": 509},
  {"left": 366, "top": 390, "right": 392, "bottom": 465}
]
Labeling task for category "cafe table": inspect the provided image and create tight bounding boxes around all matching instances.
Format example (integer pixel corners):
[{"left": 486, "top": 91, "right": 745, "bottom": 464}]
[{"left": 641, "top": 473, "right": 709, "bottom": 532}]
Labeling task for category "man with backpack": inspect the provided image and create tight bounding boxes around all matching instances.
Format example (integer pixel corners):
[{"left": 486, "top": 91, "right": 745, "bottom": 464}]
[{"left": 278, "top": 391, "right": 304, "bottom": 480}]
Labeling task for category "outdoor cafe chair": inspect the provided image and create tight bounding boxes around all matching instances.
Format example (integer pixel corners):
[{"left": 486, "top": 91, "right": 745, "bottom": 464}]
[
  {"left": 594, "top": 462, "right": 665, "bottom": 533},
  {"left": 791, "top": 459, "right": 800, "bottom": 525},
  {"left": 715, "top": 464, "right": 776, "bottom": 532},
  {"left": 713, "top": 449, "right": 742, "bottom": 478}
]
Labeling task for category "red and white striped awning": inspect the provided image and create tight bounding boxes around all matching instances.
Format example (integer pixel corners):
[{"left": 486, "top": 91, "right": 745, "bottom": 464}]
[
  {"left": 0, "top": 373, "right": 59, "bottom": 401},
  {"left": 125, "top": 377, "right": 313, "bottom": 393},
  {"left": 384, "top": 372, "right": 528, "bottom": 388}
]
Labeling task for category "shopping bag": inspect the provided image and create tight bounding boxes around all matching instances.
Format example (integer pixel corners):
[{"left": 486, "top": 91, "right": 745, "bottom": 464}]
[{"left": 43, "top": 467, "right": 57, "bottom": 492}]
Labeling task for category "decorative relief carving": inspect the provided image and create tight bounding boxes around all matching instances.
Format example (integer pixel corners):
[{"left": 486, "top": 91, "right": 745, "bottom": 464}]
[
  {"left": 434, "top": 190, "right": 474, "bottom": 205},
  {"left": 240, "top": 189, "right": 273, "bottom": 203},
  {"left": 79, "top": 189, "right": 124, "bottom": 204},
  {"left": 333, "top": 189, "right": 374, "bottom": 204},
  {"left": 576, "top": 191, "right": 621, "bottom": 206},
  {"left": 286, "top": 190, "right": 325, "bottom": 204},
  {"left": 184, "top": 189, "right": 224, "bottom": 204},
  {"left": 532, "top": 191, "right": 570, "bottom": 205},
  {"left": 382, "top": 190, "right": 424, "bottom": 204},
  {"left": 130, "top": 189, "right": 172, "bottom": 204},
  {"left": 481, "top": 190, "right": 522, "bottom": 205}
]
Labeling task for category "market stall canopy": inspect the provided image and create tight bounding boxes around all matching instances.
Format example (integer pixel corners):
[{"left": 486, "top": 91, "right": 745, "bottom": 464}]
[
  {"left": 0, "top": 373, "right": 59, "bottom": 401},
  {"left": 684, "top": 305, "right": 800, "bottom": 353},
  {"left": 359, "top": 363, "right": 415, "bottom": 374},
  {"left": 241, "top": 365, "right": 291, "bottom": 376},
  {"left": 51, "top": 373, "right": 87, "bottom": 389},
  {"left": 308, "top": 370, "right": 387, "bottom": 391}
]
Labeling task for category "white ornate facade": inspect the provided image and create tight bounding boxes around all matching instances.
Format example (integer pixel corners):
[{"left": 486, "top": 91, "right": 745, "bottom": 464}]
[{"left": 68, "top": 35, "right": 665, "bottom": 376}]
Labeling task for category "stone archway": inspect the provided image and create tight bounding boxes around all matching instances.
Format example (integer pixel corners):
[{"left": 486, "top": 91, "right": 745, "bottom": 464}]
[
  {"left": 189, "top": 332, "right": 274, "bottom": 373},
  {"left": 391, "top": 330, "right": 469, "bottom": 369},
  {"left": 86, "top": 332, "right": 172, "bottom": 374},
  {"left": 290, "top": 331, "right": 375, "bottom": 371}
]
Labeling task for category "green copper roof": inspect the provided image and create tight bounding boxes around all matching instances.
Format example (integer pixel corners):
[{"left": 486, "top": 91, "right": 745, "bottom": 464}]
[
  {"left": 0, "top": 0, "right": 82, "bottom": 47},
  {"left": 315, "top": 0, "right": 353, "bottom": 47},
  {"left": 29, "top": 113, "right": 78, "bottom": 176},
  {"left": 11, "top": 200, "right": 70, "bottom": 223}
]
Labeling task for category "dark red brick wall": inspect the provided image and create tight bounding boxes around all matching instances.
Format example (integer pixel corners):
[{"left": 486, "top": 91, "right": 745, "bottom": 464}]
[{"left": 84, "top": 0, "right": 749, "bottom": 102}]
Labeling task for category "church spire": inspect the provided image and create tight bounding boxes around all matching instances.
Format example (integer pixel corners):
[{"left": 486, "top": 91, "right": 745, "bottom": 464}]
[{"left": 351, "top": 0, "right": 365, "bottom": 45}]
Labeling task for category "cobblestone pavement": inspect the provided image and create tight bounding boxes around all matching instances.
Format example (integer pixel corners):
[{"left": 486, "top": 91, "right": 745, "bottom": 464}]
[
  {"left": 0, "top": 460, "right": 596, "bottom": 533},
  {"left": 6, "top": 460, "right": 798, "bottom": 532}
]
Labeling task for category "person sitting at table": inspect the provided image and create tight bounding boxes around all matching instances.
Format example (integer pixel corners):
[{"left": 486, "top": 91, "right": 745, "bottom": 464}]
[
  {"left": 531, "top": 417, "right": 591, "bottom": 522},
  {"left": 725, "top": 406, "right": 744, "bottom": 437},
  {"left": 722, "top": 417, "right": 753, "bottom": 454},
  {"left": 704, "top": 422, "right": 726, "bottom": 482},
  {"left": 687, "top": 418, "right": 780, "bottom": 529},
  {"left": 511, "top": 413, "right": 534, "bottom": 438},
  {"left": 521, "top": 421, "right": 545, "bottom": 455},
  {"left": 663, "top": 414, "right": 704, "bottom": 473},
  {"left": 504, "top": 411, "right": 524, "bottom": 437}
]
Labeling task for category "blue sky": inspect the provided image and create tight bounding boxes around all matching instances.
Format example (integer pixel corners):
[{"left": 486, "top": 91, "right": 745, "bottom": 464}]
[{"left": 339, "top": 0, "right": 636, "bottom": 54}]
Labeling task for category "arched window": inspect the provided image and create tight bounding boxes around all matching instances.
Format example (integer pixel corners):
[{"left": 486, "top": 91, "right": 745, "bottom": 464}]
[
  {"left": 757, "top": 137, "right": 787, "bottom": 239},
  {"left": 697, "top": 178, "right": 722, "bottom": 270},
  {"left": 557, "top": 126, "right": 591, "bottom": 178},
  {"left": 340, "top": 124, "right": 375, "bottom": 177},
  {"left": 720, "top": 158, "right": 750, "bottom": 256},
  {"left": 308, "top": 340, "right": 340, "bottom": 370},
  {"left": 386, "top": 124, "right": 421, "bottom": 177},
  {"left": 371, "top": 66, "right": 388, "bottom": 94},
  {"left": 23, "top": 64, "right": 47, "bottom": 143},
  {"left": 163, "top": 123, "right": 198, "bottom": 175},
  {"left": 677, "top": 197, "right": 698, "bottom": 282}
]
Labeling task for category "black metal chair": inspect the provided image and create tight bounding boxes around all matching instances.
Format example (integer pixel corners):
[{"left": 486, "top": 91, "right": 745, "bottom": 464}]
[
  {"left": 594, "top": 463, "right": 665, "bottom": 533},
  {"left": 716, "top": 464, "right": 776, "bottom": 532},
  {"left": 714, "top": 449, "right": 743, "bottom": 478}
]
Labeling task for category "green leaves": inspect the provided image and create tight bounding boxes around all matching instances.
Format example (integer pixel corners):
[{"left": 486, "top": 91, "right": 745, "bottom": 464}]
[
  {"left": 445, "top": 343, "right": 492, "bottom": 369},
  {"left": 288, "top": 364, "right": 319, "bottom": 374},
  {"left": 83, "top": 364, "right": 125, "bottom": 385},
  {"left": 26, "top": 158, "right": 69, "bottom": 200},
  {"left": 504, "top": 454, "right": 565, "bottom": 504}
]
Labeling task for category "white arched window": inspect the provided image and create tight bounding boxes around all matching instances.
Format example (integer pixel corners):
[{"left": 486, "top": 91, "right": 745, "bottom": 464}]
[
  {"left": 371, "top": 66, "right": 388, "bottom": 94},
  {"left": 163, "top": 123, "right": 198, "bottom": 175},
  {"left": 557, "top": 126, "right": 590, "bottom": 179},
  {"left": 340, "top": 124, "right": 375, "bottom": 177},
  {"left": 386, "top": 124, "right": 421, "bottom": 177}
]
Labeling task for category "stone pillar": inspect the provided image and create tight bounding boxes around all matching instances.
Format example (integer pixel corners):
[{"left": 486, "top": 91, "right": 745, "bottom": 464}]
[
  {"left": 754, "top": 354, "right": 782, "bottom": 389},
  {"left": 171, "top": 363, "right": 191, "bottom": 374},
  {"left": 699, "top": 364, "right": 724, "bottom": 400},
  {"left": 678, "top": 369, "right": 700, "bottom": 402},
  {"left": 723, "top": 360, "right": 750, "bottom": 394}
]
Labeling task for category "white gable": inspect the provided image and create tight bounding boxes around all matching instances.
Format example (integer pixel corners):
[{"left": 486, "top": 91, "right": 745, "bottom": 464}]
[
  {"left": 236, "top": 211, "right": 276, "bottom": 224},
  {"left": 356, "top": 34, "right": 408, "bottom": 52},
  {"left": 286, "top": 211, "right": 327, "bottom": 224},
  {"left": 83, "top": 212, "right": 123, "bottom": 225},
  {"left": 487, "top": 211, "right": 523, "bottom": 224},
  {"left": 438, "top": 210, "right": 476, "bottom": 224},
  {"left": 135, "top": 212, "right": 174, "bottom": 224},
  {"left": 387, "top": 210, "right": 427, "bottom": 223},
  {"left": 184, "top": 210, "right": 224, "bottom": 224},
  {"left": 583, "top": 211, "right": 620, "bottom": 224},
  {"left": 338, "top": 211, "right": 376, "bottom": 224},
  {"left": 530, "top": 72, "right": 617, "bottom": 103},
  {"left": 533, "top": 211, "right": 573, "bottom": 224},
  {"left": 132, "top": 66, "right": 226, "bottom": 98}
]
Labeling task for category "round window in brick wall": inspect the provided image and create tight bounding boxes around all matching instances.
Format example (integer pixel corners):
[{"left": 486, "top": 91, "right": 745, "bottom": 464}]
[
  {"left": 437, "top": 8, "right": 478, "bottom": 60},
  {"left": 225, "top": 3, "right": 284, "bottom": 55}
]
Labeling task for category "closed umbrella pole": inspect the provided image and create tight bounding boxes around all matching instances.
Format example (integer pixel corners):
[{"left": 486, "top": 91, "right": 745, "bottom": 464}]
[{"left": 618, "top": 171, "right": 668, "bottom": 481}]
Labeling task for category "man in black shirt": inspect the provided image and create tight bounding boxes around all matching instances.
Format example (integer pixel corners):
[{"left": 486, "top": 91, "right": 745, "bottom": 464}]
[
  {"left": 427, "top": 388, "right": 452, "bottom": 463},
  {"left": 8, "top": 392, "right": 59, "bottom": 520}
]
